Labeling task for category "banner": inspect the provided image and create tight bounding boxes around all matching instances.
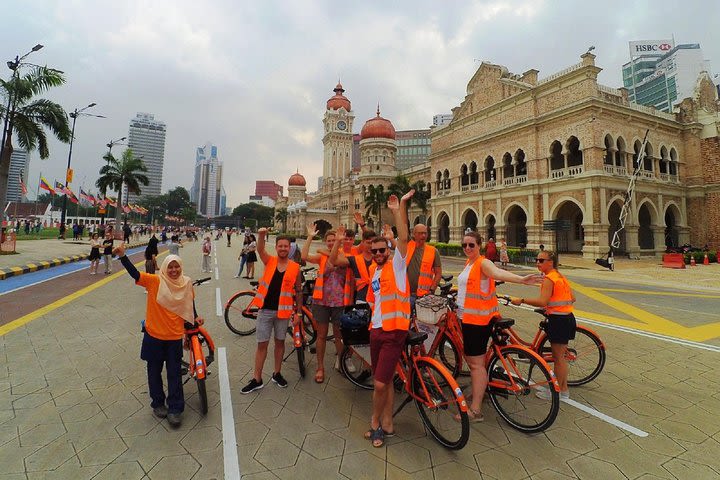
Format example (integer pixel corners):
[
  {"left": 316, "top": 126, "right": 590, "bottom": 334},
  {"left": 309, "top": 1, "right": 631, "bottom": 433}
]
[{"left": 629, "top": 39, "right": 674, "bottom": 57}]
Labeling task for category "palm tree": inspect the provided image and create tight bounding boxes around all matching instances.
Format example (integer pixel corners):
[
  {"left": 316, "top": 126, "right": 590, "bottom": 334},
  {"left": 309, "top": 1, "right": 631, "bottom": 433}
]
[
  {"left": 365, "top": 184, "right": 387, "bottom": 227},
  {"left": 0, "top": 66, "right": 71, "bottom": 213},
  {"left": 388, "top": 175, "right": 431, "bottom": 222},
  {"left": 274, "top": 207, "right": 288, "bottom": 232},
  {"left": 95, "top": 148, "right": 149, "bottom": 227}
]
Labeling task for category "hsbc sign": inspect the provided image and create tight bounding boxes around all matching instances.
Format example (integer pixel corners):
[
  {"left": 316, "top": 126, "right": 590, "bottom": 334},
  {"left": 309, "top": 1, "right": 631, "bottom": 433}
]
[{"left": 629, "top": 40, "right": 675, "bottom": 56}]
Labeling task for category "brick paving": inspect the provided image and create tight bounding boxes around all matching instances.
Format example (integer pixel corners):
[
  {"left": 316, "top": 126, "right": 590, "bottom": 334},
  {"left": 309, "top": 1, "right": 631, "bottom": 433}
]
[{"left": 1, "top": 238, "right": 719, "bottom": 478}]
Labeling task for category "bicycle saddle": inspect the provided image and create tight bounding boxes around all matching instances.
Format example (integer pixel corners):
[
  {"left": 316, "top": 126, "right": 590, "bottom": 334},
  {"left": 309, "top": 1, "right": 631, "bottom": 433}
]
[
  {"left": 492, "top": 318, "right": 515, "bottom": 329},
  {"left": 533, "top": 308, "right": 546, "bottom": 316},
  {"left": 250, "top": 281, "right": 259, "bottom": 287},
  {"left": 441, "top": 274, "right": 454, "bottom": 282},
  {"left": 406, "top": 330, "right": 428, "bottom": 346}
]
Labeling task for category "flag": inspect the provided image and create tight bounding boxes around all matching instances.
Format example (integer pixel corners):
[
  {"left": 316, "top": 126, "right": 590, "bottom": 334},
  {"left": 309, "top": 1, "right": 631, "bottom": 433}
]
[
  {"left": 107, "top": 196, "right": 117, "bottom": 208},
  {"left": 65, "top": 186, "right": 79, "bottom": 204},
  {"left": 39, "top": 177, "right": 56, "bottom": 195},
  {"left": 122, "top": 204, "right": 131, "bottom": 214},
  {"left": 54, "top": 181, "right": 68, "bottom": 195},
  {"left": 79, "top": 188, "right": 92, "bottom": 204},
  {"left": 20, "top": 179, "right": 28, "bottom": 196},
  {"left": 98, "top": 194, "right": 108, "bottom": 208},
  {"left": 88, "top": 193, "right": 97, "bottom": 206}
]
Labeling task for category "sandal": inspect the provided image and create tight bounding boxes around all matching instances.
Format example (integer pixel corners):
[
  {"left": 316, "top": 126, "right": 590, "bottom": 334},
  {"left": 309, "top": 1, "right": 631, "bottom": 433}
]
[
  {"left": 314, "top": 369, "right": 325, "bottom": 383},
  {"left": 369, "top": 426, "right": 384, "bottom": 448},
  {"left": 364, "top": 427, "right": 395, "bottom": 439},
  {"left": 455, "top": 408, "right": 484, "bottom": 423}
]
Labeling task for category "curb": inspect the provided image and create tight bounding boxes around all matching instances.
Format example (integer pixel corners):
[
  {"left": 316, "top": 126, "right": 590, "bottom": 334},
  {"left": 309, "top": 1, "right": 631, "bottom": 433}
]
[{"left": 0, "top": 241, "right": 149, "bottom": 280}]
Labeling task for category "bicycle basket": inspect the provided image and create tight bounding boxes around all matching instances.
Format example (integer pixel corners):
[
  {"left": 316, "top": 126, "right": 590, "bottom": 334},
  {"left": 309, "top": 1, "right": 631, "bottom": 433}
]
[{"left": 415, "top": 295, "right": 447, "bottom": 325}]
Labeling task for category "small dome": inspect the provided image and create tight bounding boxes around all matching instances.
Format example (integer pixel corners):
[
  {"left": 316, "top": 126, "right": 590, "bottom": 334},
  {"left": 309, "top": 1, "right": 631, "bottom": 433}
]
[
  {"left": 326, "top": 82, "right": 351, "bottom": 111},
  {"left": 360, "top": 106, "right": 396, "bottom": 140},
  {"left": 288, "top": 171, "right": 306, "bottom": 187}
]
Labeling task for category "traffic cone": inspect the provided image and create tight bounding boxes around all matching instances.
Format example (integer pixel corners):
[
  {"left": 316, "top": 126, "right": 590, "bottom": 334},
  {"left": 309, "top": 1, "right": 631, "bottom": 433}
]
[
  {"left": 704, "top": 253, "right": 710, "bottom": 265},
  {"left": 690, "top": 256, "right": 696, "bottom": 266}
]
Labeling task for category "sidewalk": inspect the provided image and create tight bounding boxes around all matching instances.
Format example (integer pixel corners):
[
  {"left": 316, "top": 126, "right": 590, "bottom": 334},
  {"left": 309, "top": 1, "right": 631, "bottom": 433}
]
[{"left": 0, "top": 235, "right": 153, "bottom": 280}]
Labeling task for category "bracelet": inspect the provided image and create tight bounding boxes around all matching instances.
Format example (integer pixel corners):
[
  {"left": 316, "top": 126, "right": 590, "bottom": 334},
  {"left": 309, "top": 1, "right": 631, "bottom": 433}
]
[{"left": 520, "top": 298, "right": 524, "bottom": 304}]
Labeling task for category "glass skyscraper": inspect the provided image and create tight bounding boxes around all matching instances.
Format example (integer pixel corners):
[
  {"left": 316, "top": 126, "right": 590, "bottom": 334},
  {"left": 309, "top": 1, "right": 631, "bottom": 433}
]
[{"left": 126, "top": 113, "right": 167, "bottom": 203}]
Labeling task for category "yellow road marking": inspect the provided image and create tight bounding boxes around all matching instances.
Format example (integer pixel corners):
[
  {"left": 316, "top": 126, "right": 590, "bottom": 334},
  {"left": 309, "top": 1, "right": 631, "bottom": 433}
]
[
  {"left": 0, "top": 253, "right": 161, "bottom": 337},
  {"left": 591, "top": 287, "right": 720, "bottom": 298}
]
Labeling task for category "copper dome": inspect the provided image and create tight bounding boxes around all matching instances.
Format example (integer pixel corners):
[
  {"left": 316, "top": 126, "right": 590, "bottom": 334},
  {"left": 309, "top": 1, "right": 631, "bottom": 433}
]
[
  {"left": 288, "top": 171, "right": 306, "bottom": 187},
  {"left": 326, "top": 83, "right": 351, "bottom": 111},
  {"left": 360, "top": 107, "right": 396, "bottom": 140}
]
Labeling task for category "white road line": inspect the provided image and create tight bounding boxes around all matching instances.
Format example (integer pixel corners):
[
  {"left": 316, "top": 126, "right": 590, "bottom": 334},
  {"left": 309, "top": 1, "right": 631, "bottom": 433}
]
[
  {"left": 215, "top": 267, "right": 219, "bottom": 280},
  {"left": 218, "top": 348, "right": 241, "bottom": 480},
  {"left": 562, "top": 398, "right": 648, "bottom": 437},
  {"left": 216, "top": 287, "right": 223, "bottom": 317}
]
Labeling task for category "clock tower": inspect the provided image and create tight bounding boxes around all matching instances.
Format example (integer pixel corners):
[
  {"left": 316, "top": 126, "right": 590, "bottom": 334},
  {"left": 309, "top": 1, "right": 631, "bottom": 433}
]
[{"left": 322, "top": 83, "right": 354, "bottom": 183}]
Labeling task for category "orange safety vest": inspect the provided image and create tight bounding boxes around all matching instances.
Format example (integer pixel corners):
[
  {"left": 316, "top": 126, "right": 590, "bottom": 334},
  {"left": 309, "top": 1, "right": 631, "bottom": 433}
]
[
  {"left": 250, "top": 257, "right": 300, "bottom": 319},
  {"left": 366, "top": 263, "right": 411, "bottom": 331},
  {"left": 406, "top": 240, "right": 437, "bottom": 296},
  {"left": 343, "top": 245, "right": 360, "bottom": 256},
  {"left": 459, "top": 256, "right": 499, "bottom": 326},
  {"left": 545, "top": 270, "right": 574, "bottom": 315},
  {"left": 313, "top": 254, "right": 353, "bottom": 306}
]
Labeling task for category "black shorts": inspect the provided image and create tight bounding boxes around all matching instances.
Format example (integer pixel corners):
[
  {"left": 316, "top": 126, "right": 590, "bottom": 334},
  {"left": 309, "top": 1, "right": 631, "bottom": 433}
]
[
  {"left": 461, "top": 323, "right": 492, "bottom": 356},
  {"left": 546, "top": 313, "right": 577, "bottom": 344}
]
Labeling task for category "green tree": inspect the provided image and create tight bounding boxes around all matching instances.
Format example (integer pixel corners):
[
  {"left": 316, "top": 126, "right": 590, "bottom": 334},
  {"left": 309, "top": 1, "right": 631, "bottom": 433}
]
[
  {"left": 36, "top": 192, "right": 62, "bottom": 209},
  {"left": 0, "top": 66, "right": 71, "bottom": 215},
  {"left": 166, "top": 186, "right": 192, "bottom": 215},
  {"left": 365, "top": 184, "right": 387, "bottom": 227},
  {"left": 95, "top": 148, "right": 149, "bottom": 226},
  {"left": 274, "top": 207, "right": 288, "bottom": 232},
  {"left": 232, "top": 203, "right": 275, "bottom": 227},
  {"left": 388, "top": 175, "right": 430, "bottom": 223}
]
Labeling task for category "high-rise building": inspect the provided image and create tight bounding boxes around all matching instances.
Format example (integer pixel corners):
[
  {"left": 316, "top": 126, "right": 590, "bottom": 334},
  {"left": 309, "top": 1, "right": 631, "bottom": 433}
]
[
  {"left": 254, "top": 181, "right": 283, "bottom": 200},
  {"left": 7, "top": 149, "right": 29, "bottom": 202},
  {"left": 395, "top": 129, "right": 431, "bottom": 170},
  {"left": 432, "top": 114, "right": 453, "bottom": 127},
  {"left": 622, "top": 41, "right": 712, "bottom": 112},
  {"left": 126, "top": 113, "right": 167, "bottom": 203},
  {"left": 191, "top": 143, "right": 223, "bottom": 218}
]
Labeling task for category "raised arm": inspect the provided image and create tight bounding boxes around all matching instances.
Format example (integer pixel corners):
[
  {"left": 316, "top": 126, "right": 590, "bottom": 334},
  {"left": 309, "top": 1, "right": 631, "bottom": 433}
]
[
  {"left": 387, "top": 189, "right": 413, "bottom": 258},
  {"left": 329, "top": 224, "right": 350, "bottom": 267},
  {"left": 113, "top": 243, "right": 140, "bottom": 281},
  {"left": 257, "top": 228, "right": 272, "bottom": 264},
  {"left": 353, "top": 211, "right": 370, "bottom": 234},
  {"left": 481, "top": 258, "right": 542, "bottom": 285},
  {"left": 301, "top": 222, "right": 322, "bottom": 264}
]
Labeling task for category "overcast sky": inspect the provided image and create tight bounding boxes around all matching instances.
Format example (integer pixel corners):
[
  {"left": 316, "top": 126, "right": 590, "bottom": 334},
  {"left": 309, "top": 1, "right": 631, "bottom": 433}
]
[{"left": 5, "top": 0, "right": 718, "bottom": 207}]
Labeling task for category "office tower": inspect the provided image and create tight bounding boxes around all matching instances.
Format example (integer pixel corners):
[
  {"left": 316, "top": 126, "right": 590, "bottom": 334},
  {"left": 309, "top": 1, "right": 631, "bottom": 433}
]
[
  {"left": 191, "top": 143, "right": 223, "bottom": 218},
  {"left": 254, "top": 181, "right": 283, "bottom": 200},
  {"left": 7, "top": 149, "right": 29, "bottom": 202},
  {"left": 395, "top": 129, "right": 432, "bottom": 170},
  {"left": 126, "top": 113, "right": 167, "bottom": 203},
  {"left": 623, "top": 41, "right": 712, "bottom": 112}
]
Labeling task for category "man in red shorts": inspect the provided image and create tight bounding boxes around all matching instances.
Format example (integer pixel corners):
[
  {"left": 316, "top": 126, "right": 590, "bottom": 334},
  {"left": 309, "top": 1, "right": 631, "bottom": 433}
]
[{"left": 364, "top": 189, "right": 414, "bottom": 448}]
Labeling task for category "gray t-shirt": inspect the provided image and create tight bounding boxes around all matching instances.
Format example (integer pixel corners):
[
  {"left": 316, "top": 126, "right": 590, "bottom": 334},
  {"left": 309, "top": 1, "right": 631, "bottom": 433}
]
[
  {"left": 168, "top": 242, "right": 180, "bottom": 256},
  {"left": 407, "top": 245, "right": 440, "bottom": 294}
]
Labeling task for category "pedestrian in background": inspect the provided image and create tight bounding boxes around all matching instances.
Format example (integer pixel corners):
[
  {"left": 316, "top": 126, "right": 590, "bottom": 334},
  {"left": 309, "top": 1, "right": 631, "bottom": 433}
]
[
  {"left": 145, "top": 235, "right": 160, "bottom": 274},
  {"left": 102, "top": 230, "right": 114, "bottom": 274},
  {"left": 201, "top": 236, "right": 212, "bottom": 273},
  {"left": 234, "top": 235, "right": 251, "bottom": 278},
  {"left": 168, "top": 235, "right": 183, "bottom": 256},
  {"left": 499, "top": 239, "right": 509, "bottom": 267},
  {"left": 485, "top": 237, "right": 497, "bottom": 263},
  {"left": 89, "top": 233, "right": 101, "bottom": 275},
  {"left": 244, "top": 234, "right": 257, "bottom": 279}
]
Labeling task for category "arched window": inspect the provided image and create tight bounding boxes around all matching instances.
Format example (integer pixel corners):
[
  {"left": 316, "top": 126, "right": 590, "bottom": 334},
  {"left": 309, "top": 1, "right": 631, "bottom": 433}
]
[
  {"left": 615, "top": 137, "right": 626, "bottom": 167},
  {"left": 669, "top": 148, "right": 678, "bottom": 176},
  {"left": 633, "top": 140, "right": 642, "bottom": 169},
  {"left": 643, "top": 143, "right": 654, "bottom": 171},
  {"left": 443, "top": 169, "right": 451, "bottom": 190},
  {"left": 659, "top": 146, "right": 669, "bottom": 174},
  {"left": 604, "top": 134, "right": 614, "bottom": 165},
  {"left": 502, "top": 152, "right": 513, "bottom": 178},
  {"left": 566, "top": 136, "right": 583, "bottom": 167},
  {"left": 515, "top": 149, "right": 527, "bottom": 176},
  {"left": 469, "top": 161, "right": 479, "bottom": 184},
  {"left": 436, "top": 171, "right": 442, "bottom": 191},
  {"left": 460, "top": 164, "right": 469, "bottom": 186},
  {"left": 550, "top": 141, "right": 564, "bottom": 170},
  {"left": 484, "top": 156, "right": 495, "bottom": 183}
]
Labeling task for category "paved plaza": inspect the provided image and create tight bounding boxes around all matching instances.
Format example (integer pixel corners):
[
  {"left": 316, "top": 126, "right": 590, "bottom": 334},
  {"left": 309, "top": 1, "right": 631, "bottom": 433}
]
[{"left": 1, "top": 237, "right": 720, "bottom": 478}]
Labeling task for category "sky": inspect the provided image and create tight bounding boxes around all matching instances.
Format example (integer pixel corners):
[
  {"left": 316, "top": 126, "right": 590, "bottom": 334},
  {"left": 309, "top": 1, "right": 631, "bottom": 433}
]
[{"left": 4, "top": 0, "right": 718, "bottom": 207}]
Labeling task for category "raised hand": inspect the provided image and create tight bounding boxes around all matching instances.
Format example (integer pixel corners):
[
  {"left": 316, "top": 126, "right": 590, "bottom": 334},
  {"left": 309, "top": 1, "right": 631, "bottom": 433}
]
[
  {"left": 306, "top": 222, "right": 318, "bottom": 238},
  {"left": 382, "top": 224, "right": 394, "bottom": 241},
  {"left": 401, "top": 189, "right": 415, "bottom": 203},
  {"left": 353, "top": 211, "right": 364, "bottom": 225},
  {"left": 521, "top": 273, "right": 544, "bottom": 285},
  {"left": 336, "top": 224, "right": 346, "bottom": 238},
  {"left": 257, "top": 227, "right": 268, "bottom": 237},
  {"left": 112, "top": 243, "right": 126, "bottom": 257},
  {"left": 387, "top": 194, "right": 399, "bottom": 210}
]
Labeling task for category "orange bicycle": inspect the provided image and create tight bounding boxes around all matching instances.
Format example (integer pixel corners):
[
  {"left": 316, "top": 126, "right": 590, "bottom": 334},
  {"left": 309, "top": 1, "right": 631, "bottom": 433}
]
[
  {"left": 182, "top": 277, "right": 216, "bottom": 415},
  {"left": 341, "top": 326, "right": 470, "bottom": 449},
  {"left": 414, "top": 291, "right": 561, "bottom": 433}
]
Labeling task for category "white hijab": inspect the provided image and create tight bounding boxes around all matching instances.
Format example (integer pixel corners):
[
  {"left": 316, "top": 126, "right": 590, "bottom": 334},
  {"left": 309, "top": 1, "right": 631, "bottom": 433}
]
[{"left": 156, "top": 254, "right": 194, "bottom": 321}]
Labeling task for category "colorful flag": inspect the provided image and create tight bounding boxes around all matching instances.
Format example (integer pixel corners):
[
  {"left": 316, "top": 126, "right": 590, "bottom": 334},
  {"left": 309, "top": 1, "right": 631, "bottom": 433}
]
[
  {"left": 79, "top": 188, "right": 92, "bottom": 204},
  {"left": 39, "top": 177, "right": 56, "bottom": 195},
  {"left": 65, "top": 186, "right": 79, "bottom": 204},
  {"left": 107, "top": 197, "right": 117, "bottom": 208},
  {"left": 20, "top": 179, "right": 28, "bottom": 195},
  {"left": 54, "top": 181, "right": 68, "bottom": 195},
  {"left": 88, "top": 193, "right": 97, "bottom": 206},
  {"left": 122, "top": 204, "right": 131, "bottom": 214}
]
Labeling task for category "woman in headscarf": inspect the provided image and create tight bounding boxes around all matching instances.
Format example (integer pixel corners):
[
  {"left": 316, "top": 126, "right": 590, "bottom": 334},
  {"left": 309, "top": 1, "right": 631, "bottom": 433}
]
[{"left": 114, "top": 243, "right": 200, "bottom": 428}]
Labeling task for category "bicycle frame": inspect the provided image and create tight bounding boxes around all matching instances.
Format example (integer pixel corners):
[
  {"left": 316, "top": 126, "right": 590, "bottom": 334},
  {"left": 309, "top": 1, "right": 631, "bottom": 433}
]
[{"left": 185, "top": 324, "right": 215, "bottom": 381}]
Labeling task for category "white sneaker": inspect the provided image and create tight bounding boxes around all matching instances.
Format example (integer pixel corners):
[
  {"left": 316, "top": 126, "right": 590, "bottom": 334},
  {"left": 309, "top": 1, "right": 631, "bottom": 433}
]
[
  {"left": 233, "top": 275, "right": 239, "bottom": 278},
  {"left": 534, "top": 386, "right": 552, "bottom": 400},
  {"left": 560, "top": 390, "right": 570, "bottom": 400}
]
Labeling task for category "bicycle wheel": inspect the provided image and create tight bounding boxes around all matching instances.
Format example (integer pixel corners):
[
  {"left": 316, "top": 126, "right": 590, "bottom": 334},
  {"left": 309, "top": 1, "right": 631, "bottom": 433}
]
[
  {"left": 538, "top": 326, "right": 606, "bottom": 386},
  {"left": 433, "top": 334, "right": 461, "bottom": 378},
  {"left": 197, "top": 378, "right": 208, "bottom": 415},
  {"left": 411, "top": 358, "right": 469, "bottom": 450},
  {"left": 340, "top": 346, "right": 374, "bottom": 390},
  {"left": 296, "top": 344, "right": 306, "bottom": 379},
  {"left": 487, "top": 346, "right": 559, "bottom": 433},
  {"left": 224, "top": 291, "right": 257, "bottom": 335}
]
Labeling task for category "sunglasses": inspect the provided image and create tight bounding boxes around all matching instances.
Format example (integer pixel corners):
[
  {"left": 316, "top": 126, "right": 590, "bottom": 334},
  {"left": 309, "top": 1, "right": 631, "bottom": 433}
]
[
  {"left": 370, "top": 248, "right": 387, "bottom": 254},
  {"left": 535, "top": 258, "right": 549, "bottom": 263},
  {"left": 461, "top": 243, "right": 476, "bottom": 249}
]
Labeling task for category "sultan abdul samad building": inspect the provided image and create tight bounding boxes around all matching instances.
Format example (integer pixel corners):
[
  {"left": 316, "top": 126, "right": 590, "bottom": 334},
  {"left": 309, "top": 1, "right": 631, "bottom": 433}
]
[{"left": 276, "top": 52, "right": 720, "bottom": 258}]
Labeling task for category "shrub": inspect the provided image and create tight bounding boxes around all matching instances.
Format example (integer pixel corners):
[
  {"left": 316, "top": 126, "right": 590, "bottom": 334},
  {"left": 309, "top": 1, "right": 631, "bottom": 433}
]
[{"left": 683, "top": 251, "right": 717, "bottom": 264}]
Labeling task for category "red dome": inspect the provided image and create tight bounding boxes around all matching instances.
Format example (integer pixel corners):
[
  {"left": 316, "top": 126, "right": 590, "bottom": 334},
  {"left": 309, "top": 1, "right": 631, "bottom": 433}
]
[
  {"left": 360, "top": 107, "right": 396, "bottom": 140},
  {"left": 326, "top": 83, "right": 351, "bottom": 111},
  {"left": 288, "top": 171, "right": 306, "bottom": 187}
]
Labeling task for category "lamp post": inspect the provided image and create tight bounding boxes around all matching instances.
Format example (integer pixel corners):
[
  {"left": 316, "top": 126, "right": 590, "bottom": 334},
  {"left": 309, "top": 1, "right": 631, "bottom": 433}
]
[
  {"left": 106, "top": 136, "right": 127, "bottom": 155},
  {"left": 59, "top": 103, "right": 105, "bottom": 238}
]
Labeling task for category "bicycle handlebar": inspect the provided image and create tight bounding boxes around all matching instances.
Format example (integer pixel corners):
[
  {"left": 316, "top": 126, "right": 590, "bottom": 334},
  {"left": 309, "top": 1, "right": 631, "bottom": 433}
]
[{"left": 193, "top": 277, "right": 212, "bottom": 286}]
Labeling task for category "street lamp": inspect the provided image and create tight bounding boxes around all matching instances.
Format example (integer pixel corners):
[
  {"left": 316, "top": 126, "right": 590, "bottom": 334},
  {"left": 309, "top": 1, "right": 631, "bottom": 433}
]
[
  {"left": 0, "top": 44, "right": 44, "bottom": 183},
  {"left": 59, "top": 103, "right": 105, "bottom": 237},
  {"left": 106, "top": 136, "right": 127, "bottom": 154}
]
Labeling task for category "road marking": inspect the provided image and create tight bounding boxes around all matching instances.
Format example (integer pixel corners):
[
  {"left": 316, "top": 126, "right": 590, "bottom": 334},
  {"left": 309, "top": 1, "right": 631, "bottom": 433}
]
[
  {"left": 218, "top": 348, "right": 241, "bottom": 480},
  {"left": 592, "top": 287, "right": 720, "bottom": 298},
  {"left": 216, "top": 287, "right": 223, "bottom": 317},
  {"left": 215, "top": 267, "right": 219, "bottom": 280},
  {"left": 562, "top": 398, "right": 648, "bottom": 437}
]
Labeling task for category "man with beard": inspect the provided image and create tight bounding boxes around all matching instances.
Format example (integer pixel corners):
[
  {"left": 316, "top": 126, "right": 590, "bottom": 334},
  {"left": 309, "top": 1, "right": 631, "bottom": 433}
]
[{"left": 241, "top": 229, "right": 302, "bottom": 394}]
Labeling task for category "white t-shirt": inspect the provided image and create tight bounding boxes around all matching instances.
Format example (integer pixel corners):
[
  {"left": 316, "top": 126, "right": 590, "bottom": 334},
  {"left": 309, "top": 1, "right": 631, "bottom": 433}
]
[{"left": 370, "top": 250, "right": 407, "bottom": 329}]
